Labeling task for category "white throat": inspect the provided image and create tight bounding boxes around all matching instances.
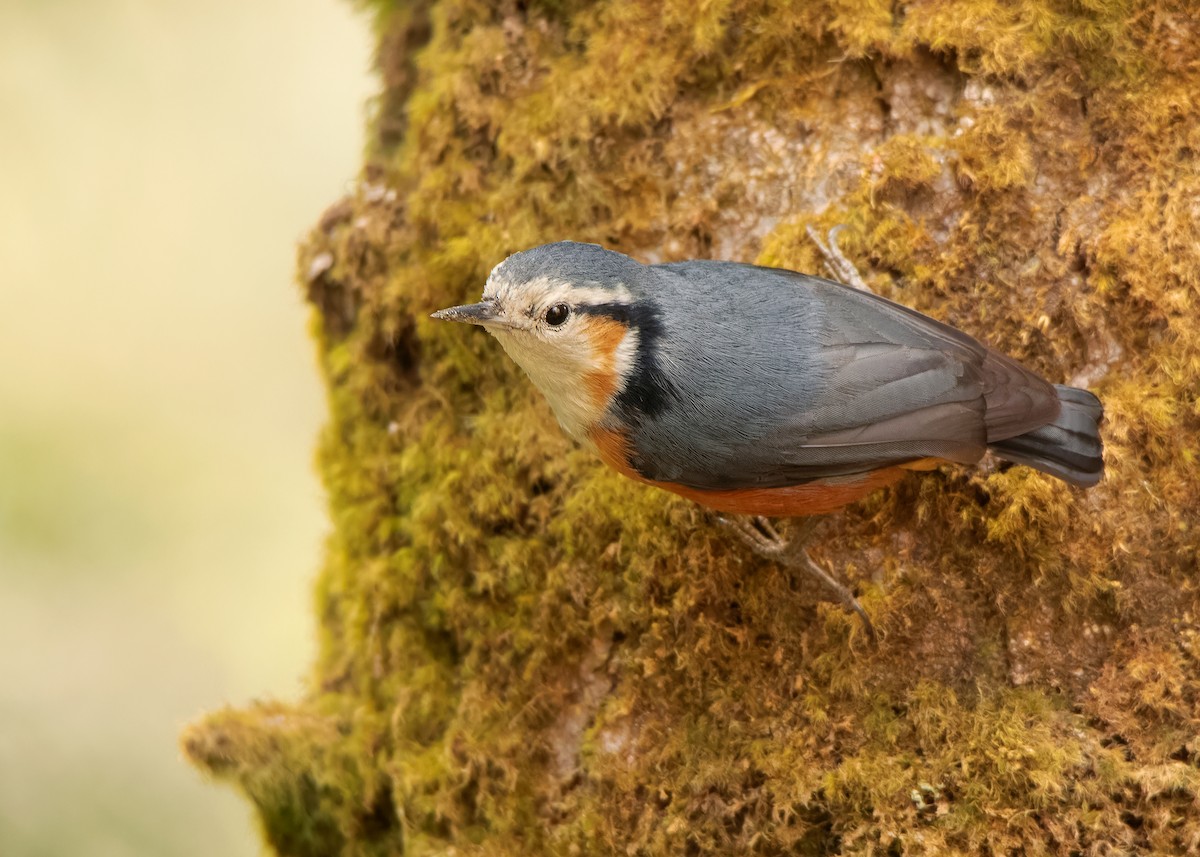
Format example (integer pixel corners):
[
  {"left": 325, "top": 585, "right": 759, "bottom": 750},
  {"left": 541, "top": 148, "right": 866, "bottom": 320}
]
[
  {"left": 489, "top": 324, "right": 637, "bottom": 444},
  {"left": 490, "top": 330, "right": 599, "bottom": 442}
]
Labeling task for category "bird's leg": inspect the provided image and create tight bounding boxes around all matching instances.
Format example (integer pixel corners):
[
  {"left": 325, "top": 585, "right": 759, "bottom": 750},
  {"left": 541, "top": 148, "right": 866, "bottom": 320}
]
[
  {"left": 806, "top": 224, "right": 872, "bottom": 293},
  {"left": 719, "top": 515, "right": 877, "bottom": 643}
]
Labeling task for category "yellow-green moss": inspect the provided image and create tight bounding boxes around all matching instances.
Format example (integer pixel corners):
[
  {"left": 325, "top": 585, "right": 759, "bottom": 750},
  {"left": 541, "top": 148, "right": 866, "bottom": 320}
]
[{"left": 185, "top": 1, "right": 1200, "bottom": 854}]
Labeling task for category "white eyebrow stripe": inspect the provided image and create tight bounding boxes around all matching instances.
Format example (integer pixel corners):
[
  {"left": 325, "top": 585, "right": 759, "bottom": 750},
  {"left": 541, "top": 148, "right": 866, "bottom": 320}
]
[
  {"left": 565, "top": 284, "right": 633, "bottom": 306},
  {"left": 483, "top": 276, "right": 634, "bottom": 314}
]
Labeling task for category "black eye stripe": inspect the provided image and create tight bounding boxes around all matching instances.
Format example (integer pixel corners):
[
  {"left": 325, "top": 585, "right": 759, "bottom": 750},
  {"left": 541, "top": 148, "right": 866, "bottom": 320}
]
[{"left": 574, "top": 302, "right": 631, "bottom": 323}]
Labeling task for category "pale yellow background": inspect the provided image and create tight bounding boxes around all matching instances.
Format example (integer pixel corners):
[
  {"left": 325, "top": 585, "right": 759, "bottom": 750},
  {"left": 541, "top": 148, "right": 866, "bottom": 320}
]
[{"left": 0, "top": 1, "right": 372, "bottom": 853}]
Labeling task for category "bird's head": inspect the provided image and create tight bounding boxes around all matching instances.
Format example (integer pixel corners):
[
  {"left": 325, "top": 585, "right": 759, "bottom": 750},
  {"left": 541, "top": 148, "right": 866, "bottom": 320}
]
[{"left": 432, "top": 241, "right": 649, "bottom": 442}]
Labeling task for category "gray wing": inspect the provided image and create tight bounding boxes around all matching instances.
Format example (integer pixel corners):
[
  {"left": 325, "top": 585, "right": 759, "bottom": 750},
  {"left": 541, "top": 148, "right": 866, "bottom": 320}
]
[{"left": 621, "top": 261, "right": 1057, "bottom": 490}]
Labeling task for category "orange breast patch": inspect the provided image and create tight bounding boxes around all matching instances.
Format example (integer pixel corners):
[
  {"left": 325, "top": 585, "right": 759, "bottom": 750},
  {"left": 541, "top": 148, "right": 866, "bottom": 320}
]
[
  {"left": 655, "top": 467, "right": 908, "bottom": 516},
  {"left": 580, "top": 315, "right": 629, "bottom": 410}
]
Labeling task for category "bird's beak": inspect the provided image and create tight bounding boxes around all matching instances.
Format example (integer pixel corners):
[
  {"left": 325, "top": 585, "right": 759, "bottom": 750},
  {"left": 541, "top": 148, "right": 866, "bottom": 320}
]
[{"left": 430, "top": 299, "right": 502, "bottom": 326}]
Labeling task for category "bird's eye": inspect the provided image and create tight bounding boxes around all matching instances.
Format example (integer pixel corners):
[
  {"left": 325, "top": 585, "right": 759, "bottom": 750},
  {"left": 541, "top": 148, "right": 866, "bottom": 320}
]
[{"left": 545, "top": 303, "right": 570, "bottom": 327}]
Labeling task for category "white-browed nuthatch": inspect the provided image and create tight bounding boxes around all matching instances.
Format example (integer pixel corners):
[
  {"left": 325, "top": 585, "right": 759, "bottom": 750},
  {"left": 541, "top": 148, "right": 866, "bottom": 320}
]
[{"left": 433, "top": 238, "right": 1103, "bottom": 638}]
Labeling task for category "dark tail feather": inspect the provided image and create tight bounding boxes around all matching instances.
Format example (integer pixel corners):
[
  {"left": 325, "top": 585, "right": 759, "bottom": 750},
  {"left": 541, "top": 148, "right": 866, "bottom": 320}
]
[{"left": 989, "top": 385, "right": 1104, "bottom": 488}]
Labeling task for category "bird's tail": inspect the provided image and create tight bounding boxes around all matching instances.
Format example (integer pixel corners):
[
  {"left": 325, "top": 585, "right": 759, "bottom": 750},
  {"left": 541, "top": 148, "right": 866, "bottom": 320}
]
[{"left": 989, "top": 385, "right": 1104, "bottom": 488}]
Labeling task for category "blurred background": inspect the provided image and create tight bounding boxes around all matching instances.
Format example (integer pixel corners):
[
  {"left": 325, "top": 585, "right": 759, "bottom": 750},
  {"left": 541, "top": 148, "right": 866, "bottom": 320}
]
[{"left": 0, "top": 1, "right": 372, "bottom": 854}]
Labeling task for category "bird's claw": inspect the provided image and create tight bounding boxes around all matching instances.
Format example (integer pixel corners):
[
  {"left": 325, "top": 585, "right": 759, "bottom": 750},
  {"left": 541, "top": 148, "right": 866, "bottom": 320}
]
[
  {"left": 719, "top": 514, "right": 878, "bottom": 645},
  {"left": 806, "top": 224, "right": 873, "bottom": 293}
]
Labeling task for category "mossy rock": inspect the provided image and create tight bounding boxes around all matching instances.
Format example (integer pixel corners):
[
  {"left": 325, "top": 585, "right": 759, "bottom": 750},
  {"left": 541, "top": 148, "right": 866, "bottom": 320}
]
[{"left": 184, "top": 1, "right": 1200, "bottom": 854}]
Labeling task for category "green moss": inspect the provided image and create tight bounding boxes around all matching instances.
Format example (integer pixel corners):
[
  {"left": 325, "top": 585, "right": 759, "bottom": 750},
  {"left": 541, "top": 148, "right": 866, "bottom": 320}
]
[
  {"left": 182, "top": 701, "right": 398, "bottom": 855},
  {"left": 186, "top": 0, "right": 1200, "bottom": 854}
]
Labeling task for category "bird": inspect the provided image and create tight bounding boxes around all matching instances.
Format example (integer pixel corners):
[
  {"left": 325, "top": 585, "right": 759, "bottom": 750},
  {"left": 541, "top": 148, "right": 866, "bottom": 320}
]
[{"left": 432, "top": 233, "right": 1104, "bottom": 640}]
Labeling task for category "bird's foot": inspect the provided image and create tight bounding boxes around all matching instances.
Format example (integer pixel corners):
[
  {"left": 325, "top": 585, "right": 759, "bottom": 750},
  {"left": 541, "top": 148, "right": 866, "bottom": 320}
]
[
  {"left": 806, "top": 224, "right": 872, "bottom": 293},
  {"left": 719, "top": 515, "right": 877, "bottom": 644}
]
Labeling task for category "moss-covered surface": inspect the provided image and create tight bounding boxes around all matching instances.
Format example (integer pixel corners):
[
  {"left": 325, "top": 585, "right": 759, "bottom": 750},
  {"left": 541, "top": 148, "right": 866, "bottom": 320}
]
[{"left": 183, "top": 1, "right": 1200, "bottom": 853}]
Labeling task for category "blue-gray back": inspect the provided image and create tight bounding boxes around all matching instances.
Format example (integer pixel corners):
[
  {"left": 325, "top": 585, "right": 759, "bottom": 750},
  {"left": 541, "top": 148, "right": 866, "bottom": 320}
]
[{"left": 612, "top": 260, "right": 1057, "bottom": 489}]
